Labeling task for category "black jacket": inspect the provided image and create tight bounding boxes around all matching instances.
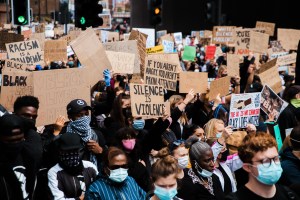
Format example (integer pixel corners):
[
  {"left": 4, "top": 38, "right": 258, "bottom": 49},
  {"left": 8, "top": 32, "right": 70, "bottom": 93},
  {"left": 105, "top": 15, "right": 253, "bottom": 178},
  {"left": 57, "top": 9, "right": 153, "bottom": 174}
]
[
  {"left": 277, "top": 104, "right": 298, "bottom": 141},
  {"left": 280, "top": 147, "right": 300, "bottom": 186}
]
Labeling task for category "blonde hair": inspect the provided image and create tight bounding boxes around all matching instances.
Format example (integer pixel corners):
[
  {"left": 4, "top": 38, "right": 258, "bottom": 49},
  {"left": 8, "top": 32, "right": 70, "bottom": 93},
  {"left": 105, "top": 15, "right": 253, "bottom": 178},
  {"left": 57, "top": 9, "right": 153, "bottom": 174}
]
[
  {"left": 169, "top": 95, "right": 188, "bottom": 125},
  {"left": 204, "top": 118, "right": 224, "bottom": 139},
  {"left": 217, "top": 65, "right": 227, "bottom": 78}
]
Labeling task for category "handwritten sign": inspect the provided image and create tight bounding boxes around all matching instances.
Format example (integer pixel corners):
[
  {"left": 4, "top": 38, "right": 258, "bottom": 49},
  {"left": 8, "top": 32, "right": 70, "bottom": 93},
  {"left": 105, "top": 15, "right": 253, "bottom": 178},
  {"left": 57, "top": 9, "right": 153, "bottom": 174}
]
[
  {"left": 234, "top": 28, "right": 250, "bottom": 55},
  {"left": 3, "top": 59, "right": 30, "bottom": 71},
  {"left": 147, "top": 53, "right": 182, "bottom": 73},
  {"left": 256, "top": 21, "right": 275, "bottom": 36},
  {"left": 130, "top": 83, "right": 165, "bottom": 117},
  {"left": 208, "top": 76, "right": 231, "bottom": 100},
  {"left": 106, "top": 51, "right": 135, "bottom": 74},
  {"left": 212, "top": 26, "right": 236, "bottom": 45},
  {"left": 30, "top": 33, "right": 45, "bottom": 50},
  {"left": 70, "top": 28, "right": 112, "bottom": 86},
  {"left": 144, "top": 58, "right": 178, "bottom": 91},
  {"left": 261, "top": 85, "right": 288, "bottom": 121},
  {"left": 129, "top": 30, "right": 147, "bottom": 76},
  {"left": 173, "top": 32, "right": 183, "bottom": 44},
  {"left": 229, "top": 93, "right": 261, "bottom": 129},
  {"left": 249, "top": 31, "right": 269, "bottom": 54},
  {"left": 5, "top": 40, "right": 43, "bottom": 65},
  {"left": 44, "top": 40, "right": 67, "bottom": 62},
  {"left": 179, "top": 72, "right": 208, "bottom": 93},
  {"left": 0, "top": 32, "right": 24, "bottom": 51},
  {"left": 146, "top": 45, "right": 164, "bottom": 54},
  {"left": 270, "top": 41, "right": 285, "bottom": 52},
  {"left": 276, "top": 53, "right": 297, "bottom": 66},
  {"left": 162, "top": 40, "right": 174, "bottom": 53}
]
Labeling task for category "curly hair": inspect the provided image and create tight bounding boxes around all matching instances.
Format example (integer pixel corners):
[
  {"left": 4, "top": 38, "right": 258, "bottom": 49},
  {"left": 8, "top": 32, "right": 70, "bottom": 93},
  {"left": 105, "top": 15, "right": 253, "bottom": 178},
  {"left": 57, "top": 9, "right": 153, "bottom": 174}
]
[
  {"left": 13, "top": 95, "right": 39, "bottom": 112},
  {"left": 238, "top": 132, "right": 277, "bottom": 164}
]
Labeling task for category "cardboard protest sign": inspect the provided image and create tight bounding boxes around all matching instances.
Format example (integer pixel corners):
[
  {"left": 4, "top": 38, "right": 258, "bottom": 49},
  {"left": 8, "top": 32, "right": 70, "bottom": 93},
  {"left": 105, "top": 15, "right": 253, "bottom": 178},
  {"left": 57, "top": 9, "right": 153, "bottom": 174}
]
[
  {"left": 147, "top": 53, "right": 182, "bottom": 73},
  {"left": 173, "top": 32, "right": 183, "bottom": 44},
  {"left": 162, "top": 40, "right": 174, "bottom": 53},
  {"left": 0, "top": 52, "right": 7, "bottom": 60},
  {"left": 179, "top": 72, "right": 208, "bottom": 93},
  {"left": 234, "top": 28, "right": 250, "bottom": 55},
  {"left": 249, "top": 31, "right": 269, "bottom": 54},
  {"left": 208, "top": 76, "right": 231, "bottom": 100},
  {"left": 199, "top": 38, "right": 211, "bottom": 46},
  {"left": 229, "top": 93, "right": 261, "bottom": 129},
  {"left": 106, "top": 51, "right": 135, "bottom": 74},
  {"left": 276, "top": 53, "right": 297, "bottom": 66},
  {"left": 129, "top": 30, "right": 147, "bottom": 77},
  {"left": 144, "top": 57, "right": 178, "bottom": 91},
  {"left": 258, "top": 58, "right": 283, "bottom": 94},
  {"left": 205, "top": 45, "right": 216, "bottom": 60},
  {"left": 35, "top": 23, "right": 45, "bottom": 33},
  {"left": 103, "top": 40, "right": 140, "bottom": 74},
  {"left": 5, "top": 40, "right": 43, "bottom": 65},
  {"left": 3, "top": 59, "right": 30, "bottom": 71},
  {"left": 70, "top": 28, "right": 112, "bottom": 86},
  {"left": 108, "top": 31, "right": 119, "bottom": 42},
  {"left": 256, "top": 21, "right": 275, "bottom": 36},
  {"left": 30, "top": 33, "right": 45, "bottom": 50},
  {"left": 270, "top": 41, "right": 285, "bottom": 52},
  {"left": 146, "top": 45, "right": 164, "bottom": 54},
  {"left": 98, "top": 14, "right": 112, "bottom": 29},
  {"left": 21, "top": 30, "right": 32, "bottom": 40},
  {"left": 270, "top": 51, "right": 289, "bottom": 60},
  {"left": 160, "top": 34, "right": 174, "bottom": 43},
  {"left": 132, "top": 28, "right": 155, "bottom": 48},
  {"left": 212, "top": 26, "right": 236, "bottom": 45},
  {"left": 277, "top": 29, "right": 300, "bottom": 50},
  {"left": 182, "top": 46, "right": 196, "bottom": 61},
  {"left": 227, "top": 53, "right": 240, "bottom": 76},
  {"left": 0, "top": 32, "right": 24, "bottom": 51},
  {"left": 0, "top": 69, "right": 34, "bottom": 111},
  {"left": 130, "top": 83, "right": 165, "bottom": 117},
  {"left": 44, "top": 40, "right": 67, "bottom": 62},
  {"left": 261, "top": 85, "right": 288, "bottom": 121}
]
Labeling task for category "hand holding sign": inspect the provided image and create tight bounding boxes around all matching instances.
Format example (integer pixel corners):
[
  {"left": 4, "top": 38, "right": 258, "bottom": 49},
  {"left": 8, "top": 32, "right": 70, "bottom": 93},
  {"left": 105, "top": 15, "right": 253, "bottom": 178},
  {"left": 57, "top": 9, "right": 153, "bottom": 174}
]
[{"left": 222, "top": 125, "right": 233, "bottom": 139}]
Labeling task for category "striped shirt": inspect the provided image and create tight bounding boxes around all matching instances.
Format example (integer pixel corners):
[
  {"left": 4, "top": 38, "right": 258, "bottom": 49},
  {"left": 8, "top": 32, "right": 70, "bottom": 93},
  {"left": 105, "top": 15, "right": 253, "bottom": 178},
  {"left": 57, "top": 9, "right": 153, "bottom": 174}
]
[{"left": 85, "top": 175, "right": 146, "bottom": 200}]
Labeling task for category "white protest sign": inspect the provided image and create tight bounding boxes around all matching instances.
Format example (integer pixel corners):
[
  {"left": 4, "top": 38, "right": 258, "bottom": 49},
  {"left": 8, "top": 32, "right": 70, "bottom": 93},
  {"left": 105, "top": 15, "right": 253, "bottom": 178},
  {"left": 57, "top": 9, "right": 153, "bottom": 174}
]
[
  {"left": 132, "top": 28, "right": 155, "bottom": 48},
  {"left": 229, "top": 93, "right": 261, "bottom": 129},
  {"left": 106, "top": 51, "right": 135, "bottom": 74},
  {"left": 173, "top": 32, "right": 183, "bottom": 44},
  {"left": 162, "top": 40, "right": 174, "bottom": 53}
]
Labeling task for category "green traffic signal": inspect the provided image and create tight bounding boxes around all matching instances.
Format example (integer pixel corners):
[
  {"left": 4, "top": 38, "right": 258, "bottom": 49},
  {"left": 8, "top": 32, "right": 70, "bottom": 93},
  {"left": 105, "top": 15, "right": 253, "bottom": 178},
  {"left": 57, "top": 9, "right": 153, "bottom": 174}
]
[
  {"left": 17, "top": 16, "right": 25, "bottom": 23},
  {"left": 80, "top": 16, "right": 86, "bottom": 25}
]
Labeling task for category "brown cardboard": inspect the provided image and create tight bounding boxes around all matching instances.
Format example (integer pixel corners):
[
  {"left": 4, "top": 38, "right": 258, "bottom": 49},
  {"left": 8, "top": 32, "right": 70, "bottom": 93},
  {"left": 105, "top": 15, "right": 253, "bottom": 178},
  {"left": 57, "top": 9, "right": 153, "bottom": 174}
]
[
  {"left": 44, "top": 40, "right": 67, "bottom": 62},
  {"left": 179, "top": 72, "right": 208, "bottom": 93},
  {"left": 0, "top": 32, "right": 24, "bottom": 51},
  {"left": 130, "top": 83, "right": 165, "bottom": 117},
  {"left": 70, "top": 28, "right": 112, "bottom": 87},
  {"left": 147, "top": 53, "right": 182, "bottom": 72},
  {"left": 144, "top": 57, "right": 178, "bottom": 91},
  {"left": 208, "top": 76, "right": 231, "bottom": 100},
  {"left": 276, "top": 53, "right": 297, "bottom": 66},
  {"left": 256, "top": 21, "right": 275, "bottom": 36},
  {"left": 30, "top": 33, "right": 45, "bottom": 50},
  {"left": 106, "top": 51, "right": 135, "bottom": 74},
  {"left": 249, "top": 31, "right": 269, "bottom": 54},
  {"left": 212, "top": 26, "right": 236, "bottom": 45},
  {"left": 277, "top": 28, "right": 300, "bottom": 51},
  {"left": 227, "top": 53, "right": 240, "bottom": 76}
]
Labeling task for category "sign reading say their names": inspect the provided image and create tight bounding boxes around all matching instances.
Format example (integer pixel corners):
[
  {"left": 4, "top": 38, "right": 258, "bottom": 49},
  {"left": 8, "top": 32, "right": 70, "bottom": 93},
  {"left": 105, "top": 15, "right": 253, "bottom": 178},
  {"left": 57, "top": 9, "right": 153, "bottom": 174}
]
[
  {"left": 229, "top": 93, "right": 261, "bottom": 129},
  {"left": 130, "top": 83, "right": 165, "bottom": 117},
  {"left": 179, "top": 72, "right": 208, "bottom": 93},
  {"left": 44, "top": 40, "right": 67, "bottom": 62},
  {"left": 5, "top": 40, "right": 44, "bottom": 65},
  {"left": 106, "top": 51, "right": 135, "bottom": 74},
  {"left": 144, "top": 57, "right": 178, "bottom": 91}
]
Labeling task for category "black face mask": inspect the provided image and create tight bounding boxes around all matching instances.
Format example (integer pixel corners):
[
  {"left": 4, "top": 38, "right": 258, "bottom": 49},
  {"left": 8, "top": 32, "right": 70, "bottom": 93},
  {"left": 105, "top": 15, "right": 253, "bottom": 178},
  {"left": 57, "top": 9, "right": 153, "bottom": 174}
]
[
  {"left": 122, "top": 108, "right": 130, "bottom": 118},
  {"left": 21, "top": 117, "right": 36, "bottom": 131},
  {"left": 220, "top": 149, "right": 229, "bottom": 162}
]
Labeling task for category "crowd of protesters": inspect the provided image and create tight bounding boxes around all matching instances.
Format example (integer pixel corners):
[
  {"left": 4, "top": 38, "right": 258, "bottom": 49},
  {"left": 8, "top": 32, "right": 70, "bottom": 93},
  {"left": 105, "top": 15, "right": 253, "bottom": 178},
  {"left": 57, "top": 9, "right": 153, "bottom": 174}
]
[{"left": 1, "top": 25, "right": 300, "bottom": 200}]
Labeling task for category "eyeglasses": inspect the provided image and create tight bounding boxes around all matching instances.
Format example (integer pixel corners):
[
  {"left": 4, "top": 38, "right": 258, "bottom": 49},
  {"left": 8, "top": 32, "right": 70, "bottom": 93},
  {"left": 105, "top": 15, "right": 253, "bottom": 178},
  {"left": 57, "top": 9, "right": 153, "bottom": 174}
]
[
  {"left": 109, "top": 164, "right": 129, "bottom": 170},
  {"left": 252, "top": 155, "right": 280, "bottom": 168}
]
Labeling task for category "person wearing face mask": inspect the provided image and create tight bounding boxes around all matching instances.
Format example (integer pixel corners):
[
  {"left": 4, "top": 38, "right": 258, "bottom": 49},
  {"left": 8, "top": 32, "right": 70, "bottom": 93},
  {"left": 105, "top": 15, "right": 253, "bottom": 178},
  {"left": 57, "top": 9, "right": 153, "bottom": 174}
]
[
  {"left": 147, "top": 155, "right": 182, "bottom": 200},
  {"left": 177, "top": 141, "right": 225, "bottom": 200},
  {"left": 205, "top": 118, "right": 233, "bottom": 139},
  {"left": 85, "top": 147, "right": 146, "bottom": 199},
  {"left": 48, "top": 133, "right": 98, "bottom": 200},
  {"left": 115, "top": 127, "right": 151, "bottom": 192},
  {"left": 0, "top": 114, "right": 41, "bottom": 200},
  {"left": 216, "top": 65, "right": 228, "bottom": 79},
  {"left": 226, "top": 132, "right": 300, "bottom": 200}
]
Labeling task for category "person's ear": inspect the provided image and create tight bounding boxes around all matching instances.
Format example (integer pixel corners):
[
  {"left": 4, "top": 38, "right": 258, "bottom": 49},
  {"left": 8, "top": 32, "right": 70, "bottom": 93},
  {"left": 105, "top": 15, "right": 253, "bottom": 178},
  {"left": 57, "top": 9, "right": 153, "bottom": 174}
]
[{"left": 242, "top": 163, "right": 252, "bottom": 173}]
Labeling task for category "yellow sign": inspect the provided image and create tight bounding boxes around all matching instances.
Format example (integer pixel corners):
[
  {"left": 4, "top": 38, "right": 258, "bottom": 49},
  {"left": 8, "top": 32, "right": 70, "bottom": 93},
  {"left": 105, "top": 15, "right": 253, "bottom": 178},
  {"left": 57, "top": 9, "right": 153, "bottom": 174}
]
[{"left": 146, "top": 45, "right": 164, "bottom": 54}]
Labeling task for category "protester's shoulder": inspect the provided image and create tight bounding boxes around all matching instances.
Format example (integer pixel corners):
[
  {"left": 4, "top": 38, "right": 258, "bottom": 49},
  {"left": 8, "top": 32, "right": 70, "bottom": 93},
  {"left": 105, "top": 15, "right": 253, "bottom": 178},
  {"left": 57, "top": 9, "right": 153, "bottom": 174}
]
[
  {"left": 276, "top": 184, "right": 300, "bottom": 200},
  {"left": 48, "top": 163, "right": 63, "bottom": 175},
  {"left": 82, "top": 160, "right": 98, "bottom": 171}
]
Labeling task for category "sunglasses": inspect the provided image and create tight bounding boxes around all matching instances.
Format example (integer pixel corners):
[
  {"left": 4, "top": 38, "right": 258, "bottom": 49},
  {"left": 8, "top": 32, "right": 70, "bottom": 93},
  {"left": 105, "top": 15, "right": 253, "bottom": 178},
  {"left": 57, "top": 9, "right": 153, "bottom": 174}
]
[{"left": 108, "top": 164, "right": 129, "bottom": 170}]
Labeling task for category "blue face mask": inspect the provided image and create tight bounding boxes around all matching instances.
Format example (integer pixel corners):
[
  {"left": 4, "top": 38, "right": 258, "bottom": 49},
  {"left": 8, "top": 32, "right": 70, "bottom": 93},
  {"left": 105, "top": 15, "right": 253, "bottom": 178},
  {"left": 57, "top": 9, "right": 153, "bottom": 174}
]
[
  {"left": 68, "top": 61, "right": 74, "bottom": 67},
  {"left": 195, "top": 161, "right": 213, "bottom": 178},
  {"left": 252, "top": 161, "right": 283, "bottom": 185},
  {"left": 154, "top": 184, "right": 177, "bottom": 200},
  {"left": 132, "top": 119, "right": 145, "bottom": 130},
  {"left": 216, "top": 132, "right": 222, "bottom": 138},
  {"left": 109, "top": 168, "right": 128, "bottom": 183}
]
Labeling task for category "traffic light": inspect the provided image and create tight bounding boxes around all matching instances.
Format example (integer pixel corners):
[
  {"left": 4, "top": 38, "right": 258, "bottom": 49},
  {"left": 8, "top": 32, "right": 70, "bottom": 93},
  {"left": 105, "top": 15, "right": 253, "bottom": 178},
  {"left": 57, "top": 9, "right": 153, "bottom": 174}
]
[
  {"left": 75, "top": 0, "right": 103, "bottom": 30},
  {"left": 11, "top": 0, "right": 30, "bottom": 26},
  {"left": 149, "top": 0, "right": 162, "bottom": 26},
  {"left": 205, "top": 0, "right": 216, "bottom": 24}
]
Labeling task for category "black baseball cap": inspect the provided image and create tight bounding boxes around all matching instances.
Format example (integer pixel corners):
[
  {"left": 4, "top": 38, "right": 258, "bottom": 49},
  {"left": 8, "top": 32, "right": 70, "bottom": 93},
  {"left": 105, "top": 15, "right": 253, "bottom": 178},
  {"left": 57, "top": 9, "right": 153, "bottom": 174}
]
[{"left": 67, "top": 99, "right": 92, "bottom": 115}]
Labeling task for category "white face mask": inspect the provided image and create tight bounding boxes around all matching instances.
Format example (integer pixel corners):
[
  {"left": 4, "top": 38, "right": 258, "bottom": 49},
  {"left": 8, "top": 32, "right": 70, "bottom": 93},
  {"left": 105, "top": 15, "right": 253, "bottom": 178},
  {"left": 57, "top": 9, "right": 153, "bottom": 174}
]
[
  {"left": 177, "top": 155, "right": 189, "bottom": 169},
  {"left": 200, "top": 47, "right": 205, "bottom": 52},
  {"left": 200, "top": 55, "right": 204, "bottom": 60},
  {"left": 194, "top": 69, "right": 200, "bottom": 72}
]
